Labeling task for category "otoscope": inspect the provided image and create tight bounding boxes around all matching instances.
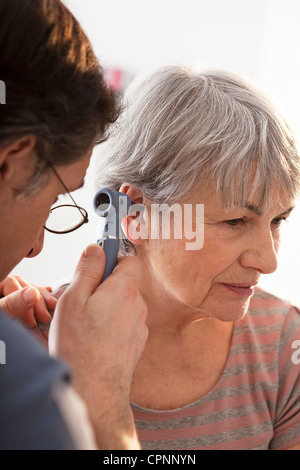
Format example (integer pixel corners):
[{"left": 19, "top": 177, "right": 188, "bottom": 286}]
[{"left": 93, "top": 188, "right": 131, "bottom": 283}]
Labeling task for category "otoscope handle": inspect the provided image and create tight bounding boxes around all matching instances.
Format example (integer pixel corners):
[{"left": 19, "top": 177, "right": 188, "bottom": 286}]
[
  {"left": 94, "top": 188, "right": 131, "bottom": 283},
  {"left": 97, "top": 237, "right": 119, "bottom": 283}
]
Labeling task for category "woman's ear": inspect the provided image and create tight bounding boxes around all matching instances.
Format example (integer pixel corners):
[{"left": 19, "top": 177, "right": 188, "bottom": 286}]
[
  {"left": 120, "top": 184, "right": 149, "bottom": 245},
  {"left": 119, "top": 184, "right": 143, "bottom": 205}
]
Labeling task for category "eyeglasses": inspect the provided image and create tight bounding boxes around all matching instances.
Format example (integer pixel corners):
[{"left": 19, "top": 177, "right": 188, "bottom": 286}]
[{"left": 44, "top": 165, "right": 89, "bottom": 234}]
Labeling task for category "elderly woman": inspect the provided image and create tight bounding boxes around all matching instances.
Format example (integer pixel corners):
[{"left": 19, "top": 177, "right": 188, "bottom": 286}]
[{"left": 94, "top": 66, "right": 300, "bottom": 450}]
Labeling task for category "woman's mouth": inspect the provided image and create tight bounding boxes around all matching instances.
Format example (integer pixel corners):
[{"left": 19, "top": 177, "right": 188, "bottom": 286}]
[{"left": 222, "top": 283, "right": 256, "bottom": 296}]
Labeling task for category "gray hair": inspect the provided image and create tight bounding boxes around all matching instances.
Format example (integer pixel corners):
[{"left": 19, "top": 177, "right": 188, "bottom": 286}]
[{"left": 95, "top": 66, "right": 300, "bottom": 253}]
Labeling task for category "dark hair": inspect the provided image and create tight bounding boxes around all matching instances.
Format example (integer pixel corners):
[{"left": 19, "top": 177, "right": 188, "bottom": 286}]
[{"left": 0, "top": 0, "right": 118, "bottom": 192}]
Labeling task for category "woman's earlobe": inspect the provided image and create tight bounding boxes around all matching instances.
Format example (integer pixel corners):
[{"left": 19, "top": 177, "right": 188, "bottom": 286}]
[
  {"left": 119, "top": 183, "right": 149, "bottom": 245},
  {"left": 121, "top": 204, "right": 149, "bottom": 245}
]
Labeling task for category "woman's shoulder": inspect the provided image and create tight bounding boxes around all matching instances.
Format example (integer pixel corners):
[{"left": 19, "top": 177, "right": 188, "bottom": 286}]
[
  {"left": 247, "top": 290, "right": 300, "bottom": 450},
  {"left": 243, "top": 286, "right": 300, "bottom": 347},
  {"left": 249, "top": 286, "right": 299, "bottom": 317}
]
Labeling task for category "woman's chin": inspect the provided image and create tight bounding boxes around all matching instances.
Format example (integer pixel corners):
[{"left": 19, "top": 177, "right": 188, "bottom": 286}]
[{"left": 197, "top": 297, "right": 252, "bottom": 323}]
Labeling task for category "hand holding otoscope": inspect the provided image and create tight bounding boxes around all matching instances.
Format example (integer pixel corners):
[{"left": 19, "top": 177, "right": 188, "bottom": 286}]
[
  {"left": 93, "top": 188, "right": 131, "bottom": 283},
  {"left": 11, "top": 188, "right": 148, "bottom": 397},
  {"left": 50, "top": 188, "right": 132, "bottom": 302}
]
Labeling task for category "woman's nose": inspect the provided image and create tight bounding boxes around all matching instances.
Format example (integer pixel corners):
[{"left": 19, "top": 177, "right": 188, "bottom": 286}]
[
  {"left": 239, "top": 229, "right": 279, "bottom": 274},
  {"left": 26, "top": 229, "right": 45, "bottom": 258}
]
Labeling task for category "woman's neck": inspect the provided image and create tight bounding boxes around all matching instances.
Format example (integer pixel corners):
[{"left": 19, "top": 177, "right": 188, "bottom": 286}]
[
  {"left": 138, "top": 257, "right": 218, "bottom": 335},
  {"left": 130, "top": 254, "right": 234, "bottom": 410}
]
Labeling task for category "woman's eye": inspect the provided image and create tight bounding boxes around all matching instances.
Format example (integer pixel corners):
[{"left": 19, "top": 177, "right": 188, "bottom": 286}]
[
  {"left": 223, "top": 216, "right": 289, "bottom": 229},
  {"left": 224, "top": 218, "right": 246, "bottom": 227},
  {"left": 272, "top": 217, "right": 287, "bottom": 226}
]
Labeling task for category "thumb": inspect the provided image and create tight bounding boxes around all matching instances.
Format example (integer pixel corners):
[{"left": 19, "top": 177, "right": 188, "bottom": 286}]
[
  {"left": 0, "top": 286, "right": 40, "bottom": 323},
  {"left": 70, "top": 244, "right": 106, "bottom": 301}
]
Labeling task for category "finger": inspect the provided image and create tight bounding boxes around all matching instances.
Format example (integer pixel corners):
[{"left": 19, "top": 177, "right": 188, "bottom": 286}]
[
  {"left": 69, "top": 244, "right": 106, "bottom": 302},
  {"left": 6, "top": 276, "right": 55, "bottom": 302},
  {"left": 32, "top": 285, "right": 57, "bottom": 315},
  {"left": 0, "top": 287, "right": 40, "bottom": 327},
  {"left": 32, "top": 294, "right": 54, "bottom": 324},
  {"left": 1, "top": 276, "right": 23, "bottom": 296},
  {"left": 44, "top": 286, "right": 54, "bottom": 293},
  {"left": 11, "top": 277, "right": 56, "bottom": 322}
]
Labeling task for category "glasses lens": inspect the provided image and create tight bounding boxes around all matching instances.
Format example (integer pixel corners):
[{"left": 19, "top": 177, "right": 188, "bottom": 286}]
[{"left": 45, "top": 204, "right": 88, "bottom": 234}]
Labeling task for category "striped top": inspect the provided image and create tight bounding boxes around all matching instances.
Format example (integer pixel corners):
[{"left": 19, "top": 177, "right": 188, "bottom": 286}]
[{"left": 131, "top": 288, "right": 300, "bottom": 450}]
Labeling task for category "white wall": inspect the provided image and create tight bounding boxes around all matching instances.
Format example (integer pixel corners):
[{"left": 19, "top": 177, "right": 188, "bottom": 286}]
[{"left": 11, "top": 0, "right": 300, "bottom": 306}]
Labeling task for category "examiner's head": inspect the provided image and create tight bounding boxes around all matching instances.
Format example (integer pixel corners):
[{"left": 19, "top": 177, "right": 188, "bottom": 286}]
[
  {"left": 0, "top": 0, "right": 118, "bottom": 195},
  {"left": 0, "top": 0, "right": 118, "bottom": 278}
]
